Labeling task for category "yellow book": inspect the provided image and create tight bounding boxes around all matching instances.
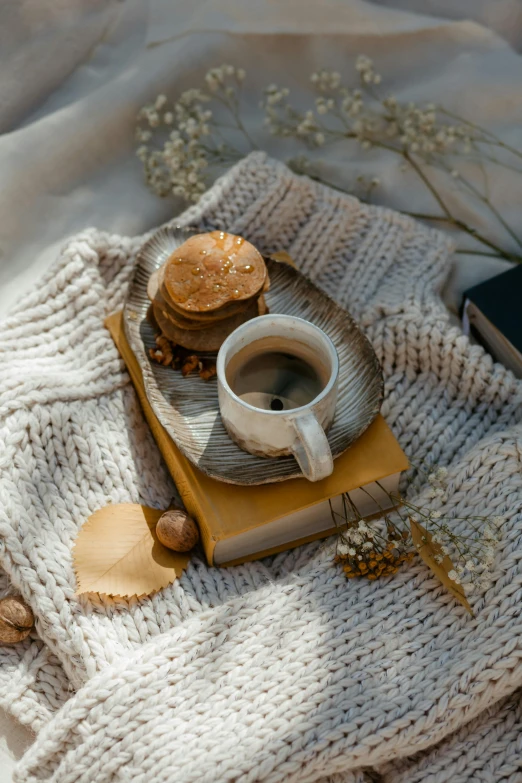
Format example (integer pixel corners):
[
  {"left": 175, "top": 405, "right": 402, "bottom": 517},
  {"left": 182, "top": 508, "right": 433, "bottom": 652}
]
[{"left": 106, "top": 312, "right": 409, "bottom": 567}]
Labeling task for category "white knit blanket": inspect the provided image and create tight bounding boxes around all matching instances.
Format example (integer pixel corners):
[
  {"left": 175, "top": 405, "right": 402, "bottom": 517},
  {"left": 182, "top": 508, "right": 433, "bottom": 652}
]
[{"left": 1, "top": 154, "right": 521, "bottom": 782}]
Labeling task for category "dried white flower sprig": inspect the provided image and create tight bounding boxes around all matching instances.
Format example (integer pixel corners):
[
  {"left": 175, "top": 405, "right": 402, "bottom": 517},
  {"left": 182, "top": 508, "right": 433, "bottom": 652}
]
[
  {"left": 137, "top": 58, "right": 522, "bottom": 263},
  {"left": 332, "top": 463, "right": 504, "bottom": 607},
  {"left": 136, "top": 65, "right": 250, "bottom": 203},
  {"left": 261, "top": 57, "right": 522, "bottom": 263}
]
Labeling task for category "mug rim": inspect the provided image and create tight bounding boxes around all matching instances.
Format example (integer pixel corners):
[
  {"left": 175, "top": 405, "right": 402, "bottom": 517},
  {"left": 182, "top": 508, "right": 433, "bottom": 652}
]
[{"left": 216, "top": 314, "right": 339, "bottom": 416}]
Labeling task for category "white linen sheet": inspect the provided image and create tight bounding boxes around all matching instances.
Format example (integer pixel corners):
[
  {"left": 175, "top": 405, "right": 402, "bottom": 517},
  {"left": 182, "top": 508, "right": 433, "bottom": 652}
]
[{"left": 1, "top": 1, "right": 522, "bottom": 779}]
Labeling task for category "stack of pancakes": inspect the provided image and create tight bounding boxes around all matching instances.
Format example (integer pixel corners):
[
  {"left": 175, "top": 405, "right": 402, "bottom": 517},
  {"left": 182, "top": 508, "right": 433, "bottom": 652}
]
[{"left": 147, "top": 231, "right": 269, "bottom": 351}]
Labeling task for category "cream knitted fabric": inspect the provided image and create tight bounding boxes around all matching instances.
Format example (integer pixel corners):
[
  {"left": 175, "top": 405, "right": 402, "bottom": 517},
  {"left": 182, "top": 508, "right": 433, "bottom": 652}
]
[
  {"left": 381, "top": 689, "right": 522, "bottom": 782},
  {"left": 0, "top": 568, "right": 69, "bottom": 732},
  {"left": 0, "top": 153, "right": 521, "bottom": 781}
]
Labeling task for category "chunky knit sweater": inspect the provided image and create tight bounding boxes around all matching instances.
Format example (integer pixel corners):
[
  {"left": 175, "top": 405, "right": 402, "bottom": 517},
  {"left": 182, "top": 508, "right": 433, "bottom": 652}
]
[{"left": 0, "top": 153, "right": 521, "bottom": 782}]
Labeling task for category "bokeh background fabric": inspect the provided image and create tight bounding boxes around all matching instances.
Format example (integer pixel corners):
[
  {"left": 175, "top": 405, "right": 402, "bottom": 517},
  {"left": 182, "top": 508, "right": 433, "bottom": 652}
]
[{"left": 1, "top": 1, "right": 522, "bottom": 780}]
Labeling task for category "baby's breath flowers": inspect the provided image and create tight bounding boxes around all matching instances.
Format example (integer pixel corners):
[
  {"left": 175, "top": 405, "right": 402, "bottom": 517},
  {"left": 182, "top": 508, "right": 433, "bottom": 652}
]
[
  {"left": 332, "top": 465, "right": 504, "bottom": 600},
  {"left": 334, "top": 495, "right": 414, "bottom": 580},
  {"left": 259, "top": 59, "right": 522, "bottom": 261},
  {"left": 137, "top": 58, "right": 522, "bottom": 263},
  {"left": 259, "top": 59, "right": 474, "bottom": 160},
  {"left": 136, "top": 89, "right": 212, "bottom": 201},
  {"left": 136, "top": 66, "right": 250, "bottom": 203}
]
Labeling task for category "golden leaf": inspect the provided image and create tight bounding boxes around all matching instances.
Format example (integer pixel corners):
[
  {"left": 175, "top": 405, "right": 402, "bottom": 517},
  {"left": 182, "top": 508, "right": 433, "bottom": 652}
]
[
  {"left": 410, "top": 519, "right": 473, "bottom": 615},
  {"left": 73, "top": 504, "right": 190, "bottom": 598},
  {"left": 269, "top": 251, "right": 297, "bottom": 268}
]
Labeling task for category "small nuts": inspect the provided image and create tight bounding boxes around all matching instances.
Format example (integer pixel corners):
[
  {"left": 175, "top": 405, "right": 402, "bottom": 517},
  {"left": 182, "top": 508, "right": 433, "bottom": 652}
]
[
  {"left": 156, "top": 509, "right": 199, "bottom": 552},
  {"left": 149, "top": 334, "right": 174, "bottom": 366},
  {"left": 199, "top": 363, "right": 217, "bottom": 381},
  {"left": 181, "top": 355, "right": 200, "bottom": 377},
  {"left": 148, "top": 334, "right": 217, "bottom": 381},
  {"left": 0, "top": 596, "right": 34, "bottom": 645}
]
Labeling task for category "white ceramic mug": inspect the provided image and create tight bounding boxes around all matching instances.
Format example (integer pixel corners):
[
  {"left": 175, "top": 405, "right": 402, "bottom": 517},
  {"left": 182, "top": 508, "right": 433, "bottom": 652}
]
[{"left": 217, "top": 314, "right": 339, "bottom": 482}]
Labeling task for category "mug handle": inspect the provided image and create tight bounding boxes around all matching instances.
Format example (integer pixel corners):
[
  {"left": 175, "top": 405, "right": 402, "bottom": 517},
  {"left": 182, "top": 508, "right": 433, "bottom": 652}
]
[{"left": 291, "top": 412, "right": 334, "bottom": 482}]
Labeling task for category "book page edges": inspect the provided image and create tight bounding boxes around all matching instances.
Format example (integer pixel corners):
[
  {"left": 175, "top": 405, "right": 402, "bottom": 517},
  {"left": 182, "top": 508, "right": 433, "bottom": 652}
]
[
  {"left": 220, "top": 525, "right": 345, "bottom": 567},
  {"left": 465, "top": 301, "right": 522, "bottom": 376},
  {"left": 218, "top": 501, "right": 401, "bottom": 567},
  {"left": 106, "top": 311, "right": 408, "bottom": 566}
]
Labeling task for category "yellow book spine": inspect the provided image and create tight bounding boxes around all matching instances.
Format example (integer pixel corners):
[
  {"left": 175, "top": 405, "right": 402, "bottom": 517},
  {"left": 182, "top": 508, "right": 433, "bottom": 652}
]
[{"left": 105, "top": 312, "right": 218, "bottom": 564}]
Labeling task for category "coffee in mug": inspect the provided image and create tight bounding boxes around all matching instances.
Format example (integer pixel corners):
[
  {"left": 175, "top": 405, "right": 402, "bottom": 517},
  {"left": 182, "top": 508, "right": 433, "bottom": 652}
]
[
  {"left": 217, "top": 315, "right": 339, "bottom": 482},
  {"left": 225, "top": 335, "right": 330, "bottom": 412}
]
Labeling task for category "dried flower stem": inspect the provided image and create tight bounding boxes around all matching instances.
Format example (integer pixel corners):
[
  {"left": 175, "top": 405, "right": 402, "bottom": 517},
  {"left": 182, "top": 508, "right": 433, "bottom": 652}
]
[
  {"left": 333, "top": 466, "right": 502, "bottom": 593},
  {"left": 303, "top": 166, "right": 522, "bottom": 263},
  {"left": 439, "top": 108, "right": 522, "bottom": 161},
  {"left": 137, "top": 58, "right": 522, "bottom": 260},
  {"left": 401, "top": 150, "right": 522, "bottom": 262}
]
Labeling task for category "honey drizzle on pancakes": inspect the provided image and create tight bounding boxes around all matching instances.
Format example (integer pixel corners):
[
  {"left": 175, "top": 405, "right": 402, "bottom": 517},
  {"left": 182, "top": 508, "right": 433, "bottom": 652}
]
[{"left": 163, "top": 232, "right": 266, "bottom": 313}]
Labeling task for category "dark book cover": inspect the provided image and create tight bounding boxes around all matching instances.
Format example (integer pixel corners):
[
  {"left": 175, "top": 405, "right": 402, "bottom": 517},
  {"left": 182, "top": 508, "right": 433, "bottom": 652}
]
[{"left": 463, "top": 264, "right": 522, "bottom": 353}]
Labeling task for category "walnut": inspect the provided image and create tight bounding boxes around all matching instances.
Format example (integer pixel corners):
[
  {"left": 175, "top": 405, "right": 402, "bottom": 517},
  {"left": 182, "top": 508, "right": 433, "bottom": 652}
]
[
  {"left": 199, "top": 363, "right": 217, "bottom": 381},
  {"left": 181, "top": 355, "right": 201, "bottom": 376},
  {"left": 0, "top": 596, "right": 34, "bottom": 645},
  {"left": 149, "top": 334, "right": 174, "bottom": 366},
  {"left": 156, "top": 510, "right": 200, "bottom": 552},
  {"left": 149, "top": 333, "right": 216, "bottom": 381}
]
